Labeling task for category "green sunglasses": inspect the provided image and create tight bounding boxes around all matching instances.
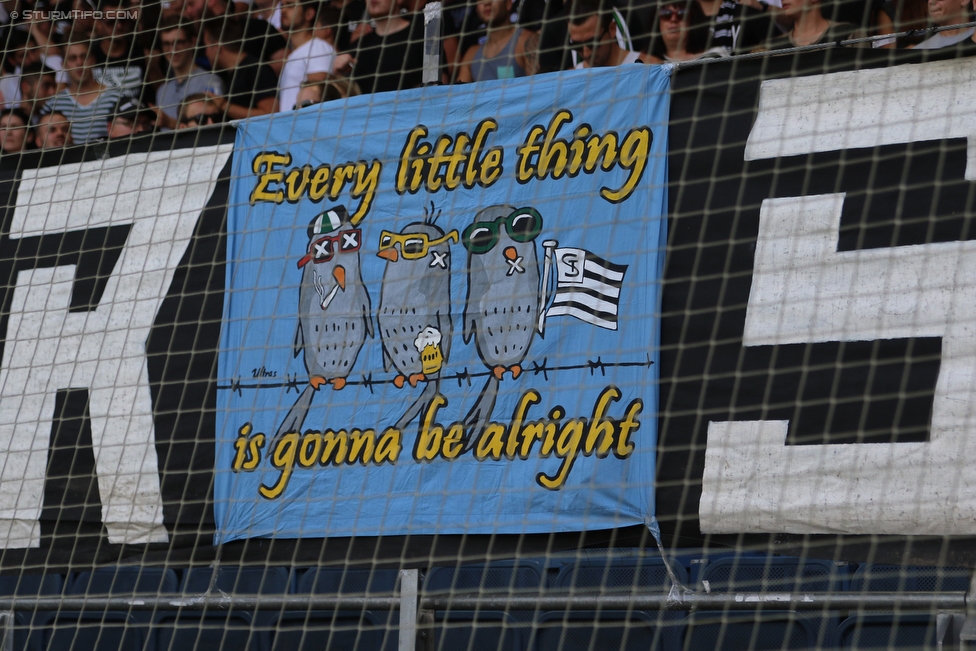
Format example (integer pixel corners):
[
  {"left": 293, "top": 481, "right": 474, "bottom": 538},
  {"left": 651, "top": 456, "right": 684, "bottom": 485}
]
[{"left": 462, "top": 207, "right": 544, "bottom": 254}]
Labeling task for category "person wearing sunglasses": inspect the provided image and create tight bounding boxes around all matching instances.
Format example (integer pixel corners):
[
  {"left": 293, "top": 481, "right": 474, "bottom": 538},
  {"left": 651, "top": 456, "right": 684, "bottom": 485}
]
[
  {"left": 567, "top": 0, "right": 643, "bottom": 68},
  {"left": 643, "top": 1, "right": 730, "bottom": 61},
  {"left": 177, "top": 93, "right": 224, "bottom": 129}
]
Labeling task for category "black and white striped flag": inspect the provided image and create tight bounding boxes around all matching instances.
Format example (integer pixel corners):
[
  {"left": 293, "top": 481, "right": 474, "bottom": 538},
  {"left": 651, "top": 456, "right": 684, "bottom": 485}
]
[{"left": 546, "top": 247, "right": 627, "bottom": 330}]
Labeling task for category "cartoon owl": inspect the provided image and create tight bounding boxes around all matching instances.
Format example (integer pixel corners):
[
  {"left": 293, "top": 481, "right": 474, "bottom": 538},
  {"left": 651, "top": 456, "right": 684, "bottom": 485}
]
[
  {"left": 273, "top": 206, "right": 373, "bottom": 443},
  {"left": 295, "top": 206, "right": 373, "bottom": 390},
  {"left": 376, "top": 208, "right": 458, "bottom": 430},
  {"left": 461, "top": 204, "right": 544, "bottom": 437}
]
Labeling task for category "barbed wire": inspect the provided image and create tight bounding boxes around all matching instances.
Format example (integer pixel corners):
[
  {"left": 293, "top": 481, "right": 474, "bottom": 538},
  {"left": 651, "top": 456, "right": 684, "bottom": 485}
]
[{"left": 218, "top": 355, "right": 654, "bottom": 396}]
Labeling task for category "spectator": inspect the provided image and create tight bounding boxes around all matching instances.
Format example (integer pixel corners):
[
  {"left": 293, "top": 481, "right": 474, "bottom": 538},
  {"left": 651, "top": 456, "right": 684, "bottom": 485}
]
[
  {"left": 34, "top": 111, "right": 73, "bottom": 149},
  {"left": 202, "top": 18, "right": 278, "bottom": 118},
  {"left": 566, "top": 0, "right": 643, "bottom": 67},
  {"left": 177, "top": 92, "right": 224, "bottom": 128},
  {"left": 314, "top": 4, "right": 357, "bottom": 72},
  {"left": 758, "top": 0, "right": 864, "bottom": 47},
  {"left": 107, "top": 96, "right": 155, "bottom": 138},
  {"left": 696, "top": 0, "right": 774, "bottom": 53},
  {"left": 162, "top": 0, "right": 208, "bottom": 22},
  {"left": 328, "top": 0, "right": 369, "bottom": 52},
  {"left": 0, "top": 109, "right": 31, "bottom": 153},
  {"left": 913, "top": 0, "right": 974, "bottom": 47},
  {"left": 644, "top": 1, "right": 731, "bottom": 60},
  {"left": 294, "top": 79, "right": 326, "bottom": 108},
  {"left": 251, "top": 0, "right": 284, "bottom": 30},
  {"left": 874, "top": 0, "right": 929, "bottom": 47},
  {"left": 350, "top": 0, "right": 424, "bottom": 93},
  {"left": 156, "top": 18, "right": 224, "bottom": 129},
  {"left": 0, "top": 31, "right": 32, "bottom": 108},
  {"left": 279, "top": 0, "right": 336, "bottom": 111},
  {"left": 206, "top": 0, "right": 289, "bottom": 65},
  {"left": 293, "top": 74, "right": 361, "bottom": 108},
  {"left": 18, "top": 62, "right": 59, "bottom": 123},
  {"left": 91, "top": 0, "right": 148, "bottom": 97},
  {"left": 521, "top": 0, "right": 643, "bottom": 72},
  {"left": 46, "top": 39, "right": 130, "bottom": 143},
  {"left": 458, "top": 0, "right": 534, "bottom": 81}
]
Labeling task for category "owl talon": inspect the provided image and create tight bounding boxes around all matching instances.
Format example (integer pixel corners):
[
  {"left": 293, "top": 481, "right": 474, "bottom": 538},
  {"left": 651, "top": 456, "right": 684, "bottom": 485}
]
[
  {"left": 330, "top": 377, "right": 346, "bottom": 390},
  {"left": 393, "top": 375, "right": 406, "bottom": 388},
  {"left": 510, "top": 365, "right": 522, "bottom": 379},
  {"left": 492, "top": 366, "right": 506, "bottom": 380},
  {"left": 309, "top": 376, "right": 327, "bottom": 390},
  {"left": 408, "top": 373, "right": 425, "bottom": 388}
]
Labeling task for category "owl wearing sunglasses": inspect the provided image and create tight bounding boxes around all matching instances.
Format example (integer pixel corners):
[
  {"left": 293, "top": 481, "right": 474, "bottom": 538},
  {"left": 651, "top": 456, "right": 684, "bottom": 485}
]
[
  {"left": 295, "top": 205, "right": 374, "bottom": 392},
  {"left": 375, "top": 208, "right": 458, "bottom": 429},
  {"left": 461, "top": 204, "right": 544, "bottom": 439},
  {"left": 376, "top": 210, "right": 458, "bottom": 386}
]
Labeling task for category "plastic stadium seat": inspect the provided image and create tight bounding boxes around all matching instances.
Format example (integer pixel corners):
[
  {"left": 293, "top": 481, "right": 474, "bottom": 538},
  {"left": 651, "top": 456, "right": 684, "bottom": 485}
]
[
  {"left": 680, "top": 612, "right": 820, "bottom": 650},
  {"left": 0, "top": 573, "right": 63, "bottom": 651},
  {"left": 271, "top": 568, "right": 399, "bottom": 651},
  {"left": 852, "top": 565, "right": 971, "bottom": 593},
  {"left": 547, "top": 555, "right": 688, "bottom": 650},
  {"left": 436, "top": 611, "right": 526, "bottom": 651},
  {"left": 698, "top": 556, "right": 851, "bottom": 593},
  {"left": 834, "top": 614, "right": 939, "bottom": 649},
  {"left": 425, "top": 559, "right": 547, "bottom": 593},
  {"left": 552, "top": 555, "right": 689, "bottom": 593},
  {"left": 39, "top": 566, "right": 178, "bottom": 651},
  {"left": 155, "top": 566, "right": 290, "bottom": 651},
  {"left": 534, "top": 611, "right": 667, "bottom": 651},
  {"left": 697, "top": 556, "right": 846, "bottom": 646},
  {"left": 425, "top": 559, "right": 547, "bottom": 651}
]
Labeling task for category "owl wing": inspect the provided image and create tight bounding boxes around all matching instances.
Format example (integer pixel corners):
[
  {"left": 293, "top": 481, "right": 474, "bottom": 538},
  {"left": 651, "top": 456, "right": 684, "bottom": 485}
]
[
  {"left": 360, "top": 296, "right": 374, "bottom": 339},
  {"left": 293, "top": 319, "right": 305, "bottom": 358},
  {"left": 437, "top": 309, "right": 453, "bottom": 363}
]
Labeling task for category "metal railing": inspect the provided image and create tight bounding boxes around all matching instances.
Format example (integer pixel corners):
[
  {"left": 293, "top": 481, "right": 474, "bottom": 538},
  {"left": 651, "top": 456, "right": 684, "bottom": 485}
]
[{"left": 0, "top": 568, "right": 974, "bottom": 651}]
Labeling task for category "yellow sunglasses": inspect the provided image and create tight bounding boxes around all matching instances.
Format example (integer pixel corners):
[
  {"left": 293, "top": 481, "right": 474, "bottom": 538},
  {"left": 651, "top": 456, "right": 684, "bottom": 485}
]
[{"left": 378, "top": 229, "right": 459, "bottom": 260}]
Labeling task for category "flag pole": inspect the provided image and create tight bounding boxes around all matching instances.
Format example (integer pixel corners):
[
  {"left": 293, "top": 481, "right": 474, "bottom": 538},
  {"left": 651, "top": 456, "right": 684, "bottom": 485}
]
[{"left": 538, "top": 240, "right": 558, "bottom": 335}]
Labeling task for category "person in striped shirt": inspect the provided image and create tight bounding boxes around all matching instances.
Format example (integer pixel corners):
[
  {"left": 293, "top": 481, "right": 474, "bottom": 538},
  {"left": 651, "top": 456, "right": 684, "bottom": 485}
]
[{"left": 44, "top": 40, "right": 130, "bottom": 144}]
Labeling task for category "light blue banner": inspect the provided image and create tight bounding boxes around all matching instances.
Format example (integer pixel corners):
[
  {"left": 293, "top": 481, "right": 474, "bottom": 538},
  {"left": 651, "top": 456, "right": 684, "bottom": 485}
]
[{"left": 216, "top": 65, "right": 670, "bottom": 542}]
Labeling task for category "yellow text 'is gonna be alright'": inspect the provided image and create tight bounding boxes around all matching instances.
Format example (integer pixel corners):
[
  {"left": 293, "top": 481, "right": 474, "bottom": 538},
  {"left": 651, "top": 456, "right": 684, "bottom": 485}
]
[
  {"left": 247, "top": 110, "right": 653, "bottom": 223},
  {"left": 232, "top": 386, "right": 642, "bottom": 498}
]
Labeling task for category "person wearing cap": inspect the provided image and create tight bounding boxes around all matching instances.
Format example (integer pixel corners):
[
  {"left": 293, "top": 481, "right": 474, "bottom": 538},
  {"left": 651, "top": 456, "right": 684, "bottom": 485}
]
[
  {"left": 156, "top": 18, "right": 225, "bottom": 130},
  {"left": 107, "top": 97, "right": 155, "bottom": 139},
  {"left": 34, "top": 111, "right": 73, "bottom": 149}
]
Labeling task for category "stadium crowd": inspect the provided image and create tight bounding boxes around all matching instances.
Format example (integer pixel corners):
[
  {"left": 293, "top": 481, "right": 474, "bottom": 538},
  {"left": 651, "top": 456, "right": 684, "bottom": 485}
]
[{"left": 0, "top": 0, "right": 971, "bottom": 150}]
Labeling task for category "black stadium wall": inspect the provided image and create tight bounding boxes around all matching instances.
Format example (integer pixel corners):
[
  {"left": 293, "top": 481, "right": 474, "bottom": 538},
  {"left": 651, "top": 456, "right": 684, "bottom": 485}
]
[{"left": 0, "top": 46, "right": 972, "bottom": 571}]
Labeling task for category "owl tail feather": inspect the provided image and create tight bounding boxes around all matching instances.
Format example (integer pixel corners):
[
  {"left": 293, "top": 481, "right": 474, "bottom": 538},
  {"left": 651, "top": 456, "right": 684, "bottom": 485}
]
[
  {"left": 394, "top": 381, "right": 439, "bottom": 432},
  {"left": 270, "top": 384, "right": 316, "bottom": 448},
  {"left": 461, "top": 375, "right": 500, "bottom": 452}
]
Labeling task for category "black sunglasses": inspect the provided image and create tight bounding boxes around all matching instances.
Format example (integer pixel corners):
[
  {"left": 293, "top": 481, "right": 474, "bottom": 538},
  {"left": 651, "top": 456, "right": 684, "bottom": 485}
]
[
  {"left": 184, "top": 112, "right": 221, "bottom": 126},
  {"left": 569, "top": 24, "right": 611, "bottom": 54},
  {"left": 658, "top": 8, "right": 687, "bottom": 19}
]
